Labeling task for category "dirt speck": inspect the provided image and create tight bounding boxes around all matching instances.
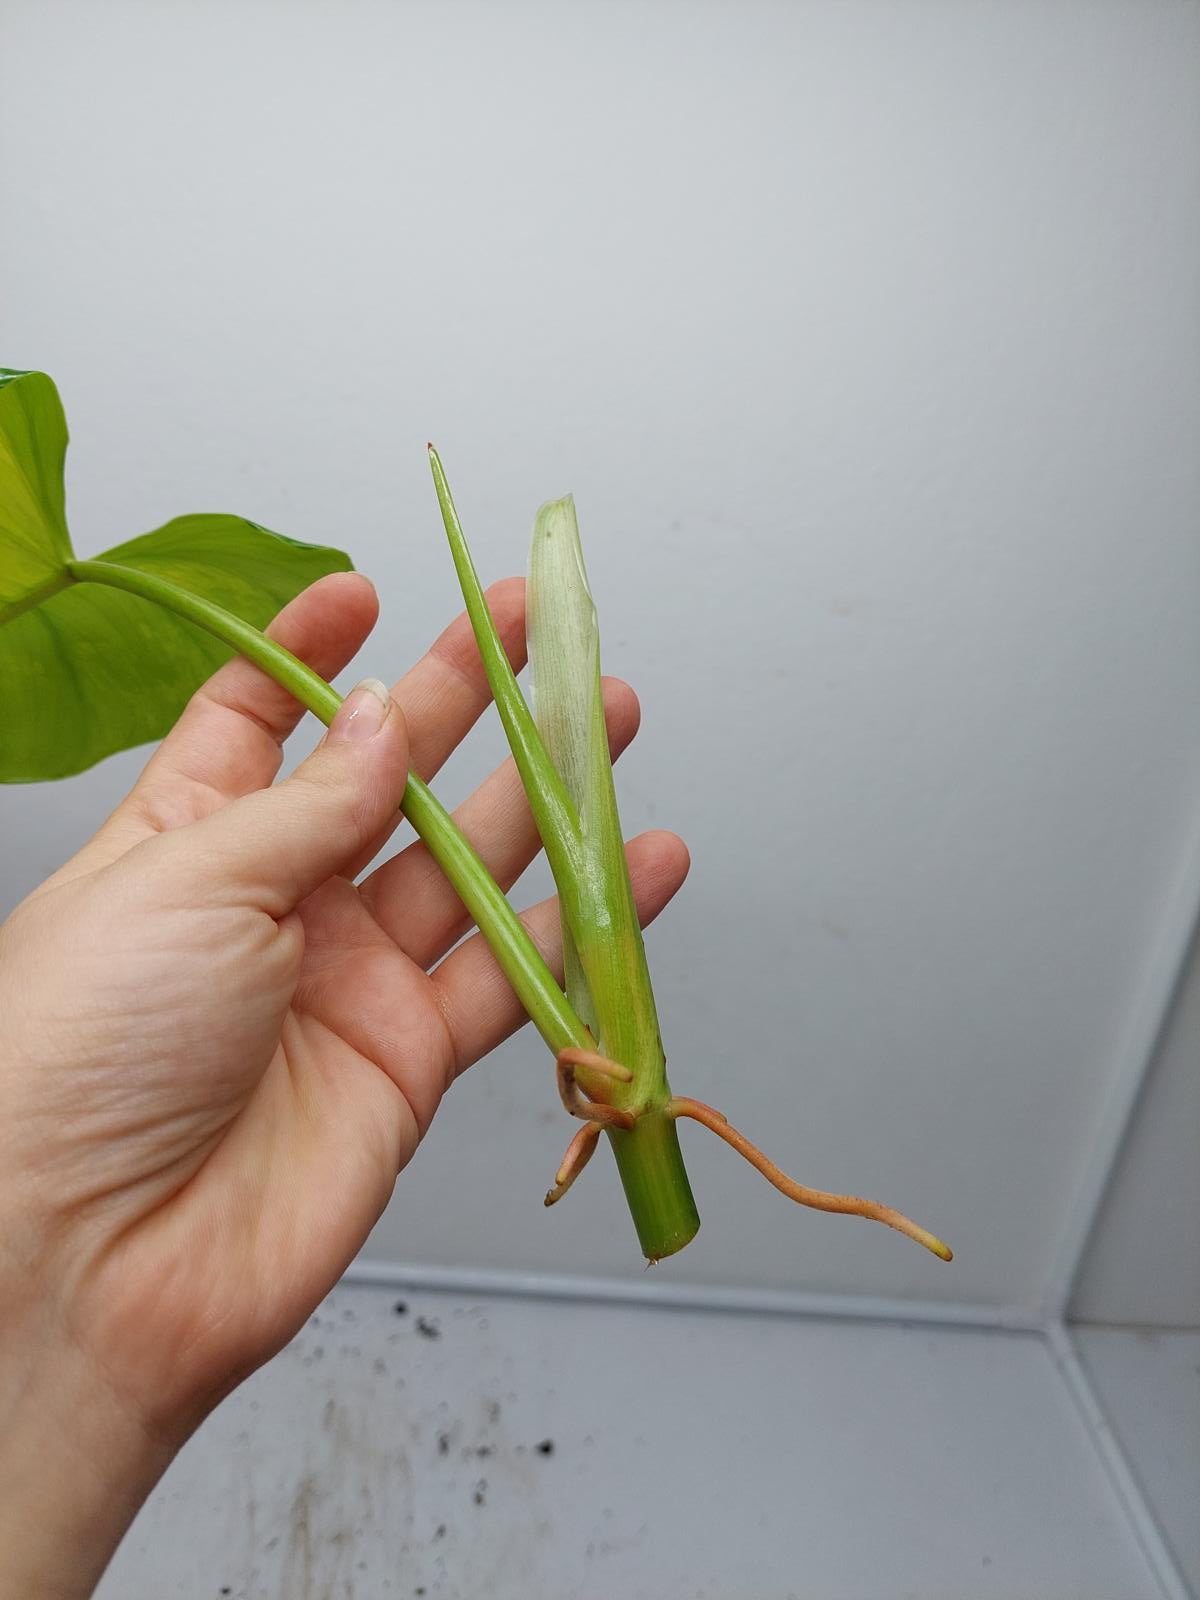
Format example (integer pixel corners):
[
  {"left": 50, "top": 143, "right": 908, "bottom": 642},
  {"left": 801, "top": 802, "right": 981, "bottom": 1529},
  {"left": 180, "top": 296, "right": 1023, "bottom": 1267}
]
[
  {"left": 536, "top": 1439, "right": 555, "bottom": 1457},
  {"left": 393, "top": 1300, "right": 408, "bottom": 1316},
  {"left": 434, "top": 1523, "right": 446, "bottom": 1540},
  {"left": 415, "top": 1316, "right": 441, "bottom": 1340},
  {"left": 437, "top": 1433, "right": 451, "bottom": 1457}
]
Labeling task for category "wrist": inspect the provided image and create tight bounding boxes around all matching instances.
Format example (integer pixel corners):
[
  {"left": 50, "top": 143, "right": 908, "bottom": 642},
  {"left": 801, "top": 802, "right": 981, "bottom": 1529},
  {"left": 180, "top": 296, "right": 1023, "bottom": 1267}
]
[{"left": 0, "top": 1298, "right": 173, "bottom": 1599}]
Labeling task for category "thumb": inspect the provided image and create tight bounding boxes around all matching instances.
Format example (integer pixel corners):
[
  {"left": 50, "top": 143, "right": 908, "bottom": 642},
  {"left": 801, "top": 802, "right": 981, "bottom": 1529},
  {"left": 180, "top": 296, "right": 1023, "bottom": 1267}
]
[{"left": 173, "top": 678, "right": 410, "bottom": 916}]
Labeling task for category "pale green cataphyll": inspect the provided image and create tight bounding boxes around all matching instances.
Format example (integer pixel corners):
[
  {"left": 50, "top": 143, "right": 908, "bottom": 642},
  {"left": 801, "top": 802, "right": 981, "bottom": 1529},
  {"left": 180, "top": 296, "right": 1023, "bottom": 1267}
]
[{"left": 0, "top": 368, "right": 951, "bottom": 1266}]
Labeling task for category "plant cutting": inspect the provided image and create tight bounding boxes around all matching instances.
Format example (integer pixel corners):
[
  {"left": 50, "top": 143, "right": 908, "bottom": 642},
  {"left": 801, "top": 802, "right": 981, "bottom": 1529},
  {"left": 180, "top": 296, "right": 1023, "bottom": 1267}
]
[{"left": 0, "top": 367, "right": 951, "bottom": 1265}]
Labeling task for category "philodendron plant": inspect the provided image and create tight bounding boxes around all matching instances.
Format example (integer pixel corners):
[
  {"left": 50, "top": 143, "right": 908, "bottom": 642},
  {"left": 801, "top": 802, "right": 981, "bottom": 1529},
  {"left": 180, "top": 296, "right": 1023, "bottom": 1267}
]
[{"left": 0, "top": 368, "right": 951, "bottom": 1266}]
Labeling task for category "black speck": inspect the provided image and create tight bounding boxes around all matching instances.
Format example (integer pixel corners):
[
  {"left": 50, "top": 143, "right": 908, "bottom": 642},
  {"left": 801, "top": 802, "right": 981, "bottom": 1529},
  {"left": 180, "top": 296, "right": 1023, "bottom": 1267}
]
[
  {"left": 393, "top": 1300, "right": 408, "bottom": 1316},
  {"left": 475, "top": 1444, "right": 493, "bottom": 1458},
  {"left": 473, "top": 1490, "right": 486, "bottom": 1506},
  {"left": 416, "top": 1589, "right": 426, "bottom": 1596},
  {"left": 437, "top": 1433, "right": 451, "bottom": 1456},
  {"left": 220, "top": 1590, "right": 231, "bottom": 1597},
  {"left": 434, "top": 1523, "right": 446, "bottom": 1540},
  {"left": 416, "top": 1317, "right": 441, "bottom": 1340},
  {"left": 536, "top": 1439, "right": 555, "bottom": 1456}
]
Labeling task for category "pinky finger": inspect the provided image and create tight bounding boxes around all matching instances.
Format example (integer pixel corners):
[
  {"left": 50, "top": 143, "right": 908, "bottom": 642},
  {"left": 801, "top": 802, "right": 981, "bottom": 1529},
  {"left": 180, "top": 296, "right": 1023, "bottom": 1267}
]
[{"left": 431, "top": 830, "right": 691, "bottom": 1078}]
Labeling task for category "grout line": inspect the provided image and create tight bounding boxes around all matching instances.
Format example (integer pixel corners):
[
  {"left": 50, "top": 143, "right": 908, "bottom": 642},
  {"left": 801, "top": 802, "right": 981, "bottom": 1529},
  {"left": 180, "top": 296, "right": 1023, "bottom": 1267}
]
[
  {"left": 343, "top": 1257, "right": 1042, "bottom": 1331},
  {"left": 1068, "top": 1317, "right": 1200, "bottom": 1335},
  {"left": 1046, "top": 1320, "right": 1193, "bottom": 1600},
  {"left": 1038, "top": 818, "right": 1200, "bottom": 1323}
]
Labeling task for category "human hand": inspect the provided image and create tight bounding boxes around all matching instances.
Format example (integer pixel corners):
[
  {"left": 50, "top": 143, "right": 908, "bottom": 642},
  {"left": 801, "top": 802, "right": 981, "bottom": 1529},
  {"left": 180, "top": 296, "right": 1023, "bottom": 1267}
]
[{"left": 0, "top": 572, "right": 688, "bottom": 1596}]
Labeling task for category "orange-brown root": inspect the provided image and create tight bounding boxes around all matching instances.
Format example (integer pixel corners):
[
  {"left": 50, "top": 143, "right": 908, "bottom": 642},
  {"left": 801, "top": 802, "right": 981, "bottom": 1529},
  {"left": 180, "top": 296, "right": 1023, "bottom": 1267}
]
[
  {"left": 666, "top": 1096, "right": 953, "bottom": 1261},
  {"left": 544, "top": 1120, "right": 603, "bottom": 1206},
  {"left": 555, "top": 1048, "right": 636, "bottom": 1130}
]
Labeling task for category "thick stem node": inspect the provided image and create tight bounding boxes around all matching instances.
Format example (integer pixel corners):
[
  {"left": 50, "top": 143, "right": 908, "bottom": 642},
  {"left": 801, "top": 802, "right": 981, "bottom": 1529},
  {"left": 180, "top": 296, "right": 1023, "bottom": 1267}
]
[{"left": 666, "top": 1097, "right": 953, "bottom": 1262}]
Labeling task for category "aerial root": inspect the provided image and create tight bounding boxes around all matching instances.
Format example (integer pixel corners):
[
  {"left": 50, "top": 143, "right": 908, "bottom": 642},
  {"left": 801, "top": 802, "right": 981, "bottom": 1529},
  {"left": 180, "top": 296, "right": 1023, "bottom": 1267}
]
[
  {"left": 543, "top": 1047, "right": 636, "bottom": 1207},
  {"left": 544, "top": 1120, "right": 603, "bottom": 1206},
  {"left": 546, "top": 1051, "right": 953, "bottom": 1262},
  {"left": 665, "top": 1095, "right": 953, "bottom": 1261},
  {"left": 555, "top": 1047, "right": 636, "bottom": 1130}
]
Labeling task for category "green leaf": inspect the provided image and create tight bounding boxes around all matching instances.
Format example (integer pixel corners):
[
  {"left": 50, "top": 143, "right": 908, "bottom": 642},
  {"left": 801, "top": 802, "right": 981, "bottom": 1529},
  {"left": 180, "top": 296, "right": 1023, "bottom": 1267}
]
[
  {"left": 0, "top": 369, "right": 353, "bottom": 781},
  {"left": 0, "top": 368, "right": 73, "bottom": 618}
]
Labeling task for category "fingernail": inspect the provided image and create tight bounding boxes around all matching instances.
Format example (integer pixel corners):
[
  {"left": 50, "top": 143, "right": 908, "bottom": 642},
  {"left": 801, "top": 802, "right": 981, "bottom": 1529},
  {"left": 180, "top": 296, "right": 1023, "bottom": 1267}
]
[{"left": 329, "top": 678, "right": 391, "bottom": 743}]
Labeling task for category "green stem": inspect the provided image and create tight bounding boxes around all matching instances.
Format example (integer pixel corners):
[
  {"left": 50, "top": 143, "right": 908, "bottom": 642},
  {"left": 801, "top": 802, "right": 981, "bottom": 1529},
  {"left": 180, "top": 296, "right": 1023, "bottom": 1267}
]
[
  {"left": 66, "top": 558, "right": 590, "bottom": 1057},
  {"left": 607, "top": 1113, "right": 700, "bottom": 1262},
  {"left": 427, "top": 447, "right": 588, "bottom": 908}
]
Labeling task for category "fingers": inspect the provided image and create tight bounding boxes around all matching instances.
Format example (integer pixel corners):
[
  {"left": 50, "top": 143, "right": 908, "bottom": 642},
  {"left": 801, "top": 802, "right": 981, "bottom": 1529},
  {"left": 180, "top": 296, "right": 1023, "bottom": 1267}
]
[
  {"left": 392, "top": 576, "right": 527, "bottom": 781},
  {"left": 64, "top": 574, "right": 520, "bottom": 888},
  {"left": 34, "top": 574, "right": 382, "bottom": 891},
  {"left": 137, "top": 572, "right": 381, "bottom": 812},
  {"left": 161, "top": 680, "right": 411, "bottom": 917},
  {"left": 359, "top": 677, "right": 641, "bottom": 968},
  {"left": 431, "top": 830, "right": 691, "bottom": 1078}
]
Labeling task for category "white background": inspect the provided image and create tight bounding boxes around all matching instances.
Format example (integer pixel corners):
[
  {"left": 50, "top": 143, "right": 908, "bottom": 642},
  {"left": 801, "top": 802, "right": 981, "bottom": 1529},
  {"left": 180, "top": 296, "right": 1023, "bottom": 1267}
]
[{"left": 2, "top": 0, "right": 1197, "bottom": 1322}]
